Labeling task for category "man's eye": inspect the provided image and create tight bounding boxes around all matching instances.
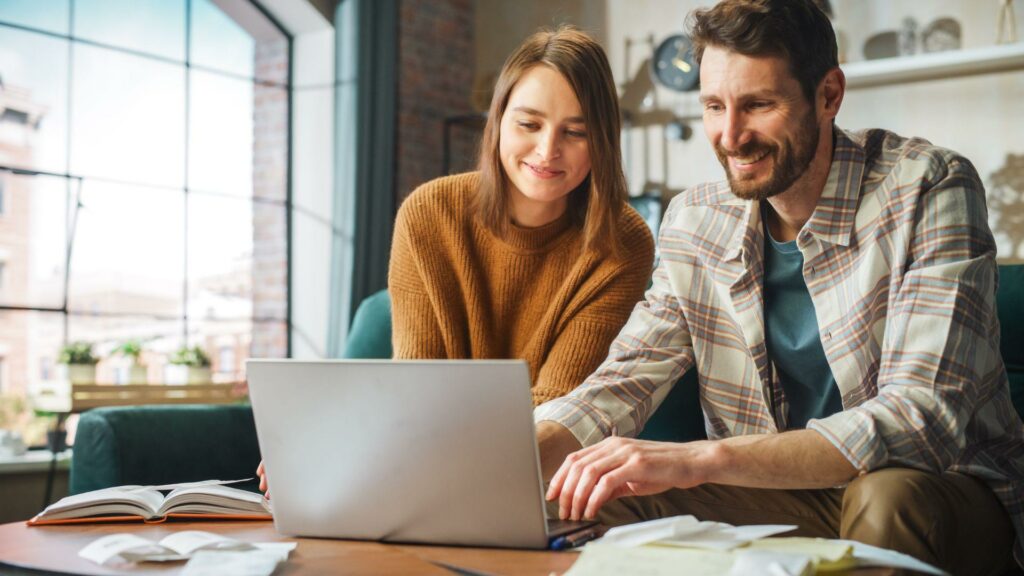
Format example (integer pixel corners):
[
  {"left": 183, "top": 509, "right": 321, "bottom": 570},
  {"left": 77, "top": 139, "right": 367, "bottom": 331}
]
[
  {"left": 704, "top": 103, "right": 723, "bottom": 113},
  {"left": 749, "top": 101, "right": 771, "bottom": 110}
]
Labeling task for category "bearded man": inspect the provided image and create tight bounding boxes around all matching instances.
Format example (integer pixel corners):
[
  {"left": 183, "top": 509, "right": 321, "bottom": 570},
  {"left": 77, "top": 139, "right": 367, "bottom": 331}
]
[{"left": 534, "top": 1, "right": 1024, "bottom": 574}]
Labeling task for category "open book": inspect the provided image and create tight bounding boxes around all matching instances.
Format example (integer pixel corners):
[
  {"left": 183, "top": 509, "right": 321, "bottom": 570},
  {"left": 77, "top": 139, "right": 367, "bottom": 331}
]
[{"left": 28, "top": 480, "right": 272, "bottom": 526}]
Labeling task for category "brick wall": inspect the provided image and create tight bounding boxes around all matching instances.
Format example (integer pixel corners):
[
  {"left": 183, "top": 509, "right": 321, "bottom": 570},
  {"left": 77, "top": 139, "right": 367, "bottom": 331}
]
[
  {"left": 395, "top": 0, "right": 477, "bottom": 203},
  {"left": 250, "top": 38, "right": 289, "bottom": 359}
]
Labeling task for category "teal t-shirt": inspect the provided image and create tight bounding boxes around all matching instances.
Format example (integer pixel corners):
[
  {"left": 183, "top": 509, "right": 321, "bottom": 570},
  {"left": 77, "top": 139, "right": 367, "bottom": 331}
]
[{"left": 763, "top": 223, "right": 843, "bottom": 429}]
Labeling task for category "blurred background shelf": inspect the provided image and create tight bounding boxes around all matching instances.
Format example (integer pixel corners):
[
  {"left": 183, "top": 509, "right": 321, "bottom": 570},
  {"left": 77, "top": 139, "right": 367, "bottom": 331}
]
[{"left": 31, "top": 383, "right": 247, "bottom": 414}]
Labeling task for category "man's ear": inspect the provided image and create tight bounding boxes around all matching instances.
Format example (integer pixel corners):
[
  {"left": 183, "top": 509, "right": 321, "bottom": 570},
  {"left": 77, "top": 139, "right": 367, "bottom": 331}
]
[{"left": 818, "top": 67, "right": 845, "bottom": 121}]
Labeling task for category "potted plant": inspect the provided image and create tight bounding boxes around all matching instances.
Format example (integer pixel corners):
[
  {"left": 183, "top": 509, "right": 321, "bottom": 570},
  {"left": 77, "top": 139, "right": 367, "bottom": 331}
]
[
  {"left": 164, "top": 345, "right": 212, "bottom": 385},
  {"left": 114, "top": 340, "right": 148, "bottom": 385},
  {"left": 57, "top": 342, "right": 98, "bottom": 385}
]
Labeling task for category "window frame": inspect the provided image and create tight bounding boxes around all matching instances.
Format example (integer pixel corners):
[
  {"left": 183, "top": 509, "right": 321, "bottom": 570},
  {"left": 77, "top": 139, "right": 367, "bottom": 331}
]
[{"left": 0, "top": 0, "right": 294, "bottom": 379}]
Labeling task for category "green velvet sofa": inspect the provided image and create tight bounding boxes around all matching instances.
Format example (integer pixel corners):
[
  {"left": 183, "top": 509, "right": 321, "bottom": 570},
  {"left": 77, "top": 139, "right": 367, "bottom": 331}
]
[{"left": 69, "top": 264, "right": 1024, "bottom": 494}]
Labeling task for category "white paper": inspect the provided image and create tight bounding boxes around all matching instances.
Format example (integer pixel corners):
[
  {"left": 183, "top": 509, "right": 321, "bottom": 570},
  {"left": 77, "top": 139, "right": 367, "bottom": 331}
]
[
  {"left": 159, "top": 531, "right": 256, "bottom": 555},
  {"left": 838, "top": 539, "right": 948, "bottom": 576},
  {"left": 125, "top": 478, "right": 253, "bottom": 492},
  {"left": 660, "top": 524, "right": 797, "bottom": 550},
  {"left": 595, "top": 515, "right": 796, "bottom": 550},
  {"left": 596, "top": 515, "right": 706, "bottom": 547},
  {"left": 78, "top": 531, "right": 295, "bottom": 566},
  {"left": 253, "top": 542, "right": 298, "bottom": 562},
  {"left": 729, "top": 550, "right": 814, "bottom": 576},
  {"left": 78, "top": 534, "right": 184, "bottom": 565},
  {"left": 181, "top": 550, "right": 285, "bottom": 576}
]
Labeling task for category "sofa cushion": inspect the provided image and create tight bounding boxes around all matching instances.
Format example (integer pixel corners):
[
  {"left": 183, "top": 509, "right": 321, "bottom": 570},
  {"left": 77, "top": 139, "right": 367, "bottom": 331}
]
[
  {"left": 343, "top": 289, "right": 393, "bottom": 359},
  {"left": 70, "top": 404, "right": 260, "bottom": 495},
  {"left": 998, "top": 264, "right": 1024, "bottom": 420}
]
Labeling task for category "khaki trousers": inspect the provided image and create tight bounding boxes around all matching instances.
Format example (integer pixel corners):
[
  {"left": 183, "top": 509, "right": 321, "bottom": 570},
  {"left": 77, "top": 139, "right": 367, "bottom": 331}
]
[{"left": 572, "top": 468, "right": 1015, "bottom": 576}]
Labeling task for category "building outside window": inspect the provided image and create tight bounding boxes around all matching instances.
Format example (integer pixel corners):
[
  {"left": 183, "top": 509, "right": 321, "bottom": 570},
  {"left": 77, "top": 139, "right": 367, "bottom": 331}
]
[{"left": 0, "top": 0, "right": 291, "bottom": 446}]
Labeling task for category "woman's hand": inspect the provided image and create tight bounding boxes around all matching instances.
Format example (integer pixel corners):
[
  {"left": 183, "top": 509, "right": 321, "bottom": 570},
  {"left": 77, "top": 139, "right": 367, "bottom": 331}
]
[{"left": 257, "top": 459, "right": 270, "bottom": 499}]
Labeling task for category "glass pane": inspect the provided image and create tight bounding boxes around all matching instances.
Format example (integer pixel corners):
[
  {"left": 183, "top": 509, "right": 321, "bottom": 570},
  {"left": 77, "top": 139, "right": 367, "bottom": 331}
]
[
  {"left": 255, "top": 37, "right": 289, "bottom": 86},
  {"left": 74, "top": 0, "right": 185, "bottom": 61},
  {"left": 70, "top": 44, "right": 185, "bottom": 189},
  {"left": 191, "top": 318, "right": 251, "bottom": 383},
  {"left": 252, "top": 84, "right": 288, "bottom": 201},
  {"left": 188, "top": 70, "right": 252, "bottom": 196},
  {"left": 188, "top": 193, "right": 267, "bottom": 321},
  {"left": 252, "top": 201, "right": 287, "bottom": 321},
  {"left": 0, "top": 172, "right": 69, "bottom": 308},
  {"left": 67, "top": 313, "right": 181, "bottom": 385},
  {"left": 67, "top": 180, "right": 185, "bottom": 316},
  {"left": 191, "top": 0, "right": 255, "bottom": 78},
  {"left": 0, "top": 26, "right": 69, "bottom": 174},
  {"left": 0, "top": 1, "right": 69, "bottom": 35},
  {"left": 250, "top": 320, "right": 286, "bottom": 360},
  {"left": 186, "top": 191, "right": 284, "bottom": 317},
  {"left": 0, "top": 309, "right": 63, "bottom": 447}
]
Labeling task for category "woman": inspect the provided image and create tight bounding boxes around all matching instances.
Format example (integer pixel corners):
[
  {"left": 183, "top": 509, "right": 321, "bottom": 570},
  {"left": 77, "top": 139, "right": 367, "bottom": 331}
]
[
  {"left": 258, "top": 26, "right": 653, "bottom": 496},
  {"left": 389, "top": 26, "right": 655, "bottom": 406}
]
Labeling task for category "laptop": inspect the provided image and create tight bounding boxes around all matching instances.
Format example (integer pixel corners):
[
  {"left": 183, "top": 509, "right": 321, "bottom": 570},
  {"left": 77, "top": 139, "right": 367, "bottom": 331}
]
[{"left": 246, "top": 359, "right": 595, "bottom": 549}]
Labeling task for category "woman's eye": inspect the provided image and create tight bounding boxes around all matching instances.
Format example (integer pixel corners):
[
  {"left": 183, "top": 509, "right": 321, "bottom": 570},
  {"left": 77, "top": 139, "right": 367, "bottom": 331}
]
[
  {"left": 566, "top": 129, "right": 587, "bottom": 138},
  {"left": 517, "top": 121, "right": 538, "bottom": 130}
]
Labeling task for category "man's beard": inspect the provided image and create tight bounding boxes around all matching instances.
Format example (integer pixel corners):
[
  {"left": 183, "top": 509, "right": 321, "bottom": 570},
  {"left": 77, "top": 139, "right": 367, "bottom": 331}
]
[{"left": 715, "top": 114, "right": 820, "bottom": 201}]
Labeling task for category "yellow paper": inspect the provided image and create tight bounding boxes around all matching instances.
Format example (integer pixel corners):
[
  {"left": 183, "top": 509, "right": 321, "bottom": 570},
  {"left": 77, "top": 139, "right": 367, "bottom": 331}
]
[
  {"left": 747, "top": 537, "right": 856, "bottom": 572},
  {"left": 564, "top": 543, "right": 734, "bottom": 576}
]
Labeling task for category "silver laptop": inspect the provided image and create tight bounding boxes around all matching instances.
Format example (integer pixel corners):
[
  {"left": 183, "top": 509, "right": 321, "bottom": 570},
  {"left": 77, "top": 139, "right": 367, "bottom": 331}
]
[{"left": 246, "top": 359, "right": 593, "bottom": 549}]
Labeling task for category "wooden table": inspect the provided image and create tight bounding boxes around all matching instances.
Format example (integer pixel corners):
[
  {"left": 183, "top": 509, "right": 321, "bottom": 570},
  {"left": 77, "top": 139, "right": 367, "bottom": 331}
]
[{"left": 0, "top": 520, "right": 578, "bottom": 575}]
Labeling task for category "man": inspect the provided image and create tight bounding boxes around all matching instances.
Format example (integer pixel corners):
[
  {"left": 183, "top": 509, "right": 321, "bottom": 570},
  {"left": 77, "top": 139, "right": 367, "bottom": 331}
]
[{"left": 535, "top": 1, "right": 1024, "bottom": 574}]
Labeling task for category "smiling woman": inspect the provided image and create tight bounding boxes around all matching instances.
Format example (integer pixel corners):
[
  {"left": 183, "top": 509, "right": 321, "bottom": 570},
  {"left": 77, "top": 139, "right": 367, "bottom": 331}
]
[{"left": 388, "top": 26, "right": 655, "bottom": 406}]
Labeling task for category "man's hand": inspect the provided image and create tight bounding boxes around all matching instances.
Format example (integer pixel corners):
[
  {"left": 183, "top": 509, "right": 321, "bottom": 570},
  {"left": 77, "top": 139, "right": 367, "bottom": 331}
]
[
  {"left": 545, "top": 437, "right": 717, "bottom": 520},
  {"left": 542, "top": 428, "right": 858, "bottom": 521},
  {"left": 257, "top": 460, "right": 270, "bottom": 499}
]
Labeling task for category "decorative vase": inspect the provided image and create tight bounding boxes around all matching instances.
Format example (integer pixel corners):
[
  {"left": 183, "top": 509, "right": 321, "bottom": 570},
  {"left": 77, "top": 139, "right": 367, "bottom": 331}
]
[
  {"left": 115, "top": 364, "right": 148, "bottom": 385},
  {"left": 58, "top": 363, "right": 96, "bottom": 385},
  {"left": 164, "top": 365, "right": 212, "bottom": 385}
]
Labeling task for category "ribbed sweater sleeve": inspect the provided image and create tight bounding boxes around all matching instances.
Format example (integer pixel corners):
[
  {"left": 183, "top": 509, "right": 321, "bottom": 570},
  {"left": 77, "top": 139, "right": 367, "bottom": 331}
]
[{"left": 389, "top": 194, "right": 448, "bottom": 359}]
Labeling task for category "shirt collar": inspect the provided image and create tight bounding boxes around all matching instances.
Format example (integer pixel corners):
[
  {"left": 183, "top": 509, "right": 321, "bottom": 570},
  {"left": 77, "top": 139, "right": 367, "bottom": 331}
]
[
  {"left": 801, "top": 127, "right": 865, "bottom": 248},
  {"left": 724, "top": 125, "right": 865, "bottom": 261}
]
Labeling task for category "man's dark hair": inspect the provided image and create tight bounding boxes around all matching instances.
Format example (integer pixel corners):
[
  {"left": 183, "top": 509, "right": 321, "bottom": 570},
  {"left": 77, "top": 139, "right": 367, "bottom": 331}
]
[{"left": 689, "top": 0, "right": 838, "bottom": 103}]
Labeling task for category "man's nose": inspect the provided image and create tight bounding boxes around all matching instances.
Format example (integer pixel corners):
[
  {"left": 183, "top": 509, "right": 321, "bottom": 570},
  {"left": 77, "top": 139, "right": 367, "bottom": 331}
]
[{"left": 719, "top": 109, "right": 750, "bottom": 153}]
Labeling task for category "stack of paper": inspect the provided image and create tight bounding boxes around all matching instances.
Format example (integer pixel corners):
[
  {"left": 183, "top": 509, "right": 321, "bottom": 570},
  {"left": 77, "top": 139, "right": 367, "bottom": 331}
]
[
  {"left": 78, "top": 530, "right": 296, "bottom": 576},
  {"left": 565, "top": 516, "right": 948, "bottom": 576},
  {"left": 596, "top": 515, "right": 797, "bottom": 550}
]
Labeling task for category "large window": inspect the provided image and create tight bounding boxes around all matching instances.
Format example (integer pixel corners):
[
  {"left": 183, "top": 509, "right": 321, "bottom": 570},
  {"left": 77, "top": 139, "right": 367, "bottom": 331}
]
[{"left": 0, "top": 0, "right": 290, "bottom": 445}]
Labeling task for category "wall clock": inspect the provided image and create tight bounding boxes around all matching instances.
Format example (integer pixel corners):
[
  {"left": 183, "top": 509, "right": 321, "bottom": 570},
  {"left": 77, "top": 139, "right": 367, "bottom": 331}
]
[{"left": 650, "top": 34, "right": 699, "bottom": 92}]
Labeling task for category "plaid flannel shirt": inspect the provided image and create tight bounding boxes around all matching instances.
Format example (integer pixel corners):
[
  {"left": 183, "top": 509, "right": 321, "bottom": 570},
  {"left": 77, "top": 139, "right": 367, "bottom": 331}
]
[{"left": 535, "top": 127, "right": 1024, "bottom": 564}]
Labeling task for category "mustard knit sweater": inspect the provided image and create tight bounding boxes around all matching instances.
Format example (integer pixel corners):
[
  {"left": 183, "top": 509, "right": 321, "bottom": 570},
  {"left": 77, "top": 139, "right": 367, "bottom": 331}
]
[{"left": 388, "top": 172, "right": 655, "bottom": 405}]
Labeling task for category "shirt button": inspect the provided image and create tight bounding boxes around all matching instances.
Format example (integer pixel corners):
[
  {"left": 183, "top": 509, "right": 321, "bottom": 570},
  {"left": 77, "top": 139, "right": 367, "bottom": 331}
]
[{"left": 825, "top": 332, "right": 832, "bottom": 340}]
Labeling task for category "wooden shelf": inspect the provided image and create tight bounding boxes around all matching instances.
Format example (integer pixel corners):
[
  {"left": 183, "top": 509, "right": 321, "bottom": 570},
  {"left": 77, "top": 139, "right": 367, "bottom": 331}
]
[
  {"left": 31, "top": 383, "right": 248, "bottom": 414},
  {"left": 842, "top": 42, "right": 1024, "bottom": 89},
  {"left": 668, "top": 42, "right": 1024, "bottom": 116}
]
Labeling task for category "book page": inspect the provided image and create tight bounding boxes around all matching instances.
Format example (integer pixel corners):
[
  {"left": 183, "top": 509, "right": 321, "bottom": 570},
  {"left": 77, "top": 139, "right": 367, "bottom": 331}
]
[
  {"left": 36, "top": 486, "right": 164, "bottom": 520},
  {"left": 159, "top": 484, "right": 271, "bottom": 517}
]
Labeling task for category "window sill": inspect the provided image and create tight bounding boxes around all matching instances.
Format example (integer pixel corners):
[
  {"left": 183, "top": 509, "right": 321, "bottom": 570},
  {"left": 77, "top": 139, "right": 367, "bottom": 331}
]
[{"left": 0, "top": 449, "right": 71, "bottom": 475}]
